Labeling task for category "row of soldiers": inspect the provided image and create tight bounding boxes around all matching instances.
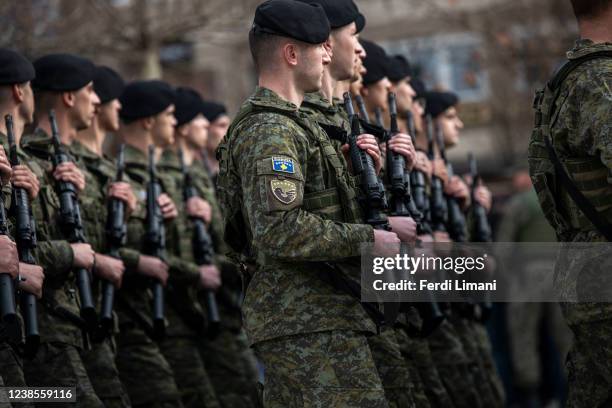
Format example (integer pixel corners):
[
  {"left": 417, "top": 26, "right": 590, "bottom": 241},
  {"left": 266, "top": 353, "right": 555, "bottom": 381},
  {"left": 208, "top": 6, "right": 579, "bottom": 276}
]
[
  {"left": 0, "top": 48, "right": 259, "bottom": 406},
  {"left": 216, "top": 0, "right": 506, "bottom": 407}
]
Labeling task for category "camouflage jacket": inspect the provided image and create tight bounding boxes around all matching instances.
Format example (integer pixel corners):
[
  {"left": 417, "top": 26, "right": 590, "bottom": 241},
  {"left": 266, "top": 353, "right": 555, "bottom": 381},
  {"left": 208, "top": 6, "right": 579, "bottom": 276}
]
[
  {"left": 69, "top": 141, "right": 141, "bottom": 301},
  {"left": 120, "top": 144, "right": 200, "bottom": 334},
  {"left": 20, "top": 129, "right": 85, "bottom": 348},
  {"left": 528, "top": 39, "right": 612, "bottom": 321},
  {"left": 217, "top": 87, "right": 376, "bottom": 344}
]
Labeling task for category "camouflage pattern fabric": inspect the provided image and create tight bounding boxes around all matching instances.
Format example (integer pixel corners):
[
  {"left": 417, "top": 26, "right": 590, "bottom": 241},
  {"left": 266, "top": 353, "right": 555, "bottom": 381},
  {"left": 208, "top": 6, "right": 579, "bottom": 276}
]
[
  {"left": 0, "top": 341, "right": 34, "bottom": 408},
  {"left": 528, "top": 39, "right": 612, "bottom": 407},
  {"left": 254, "top": 331, "right": 388, "bottom": 408},
  {"left": 115, "top": 143, "right": 184, "bottom": 407},
  {"left": 69, "top": 140, "right": 133, "bottom": 408}
]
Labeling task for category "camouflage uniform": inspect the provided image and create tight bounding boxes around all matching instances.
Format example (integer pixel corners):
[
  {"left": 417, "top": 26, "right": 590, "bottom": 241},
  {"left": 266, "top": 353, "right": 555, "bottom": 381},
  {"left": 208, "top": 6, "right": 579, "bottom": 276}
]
[
  {"left": 68, "top": 140, "right": 133, "bottom": 408},
  {"left": 114, "top": 143, "right": 183, "bottom": 408},
  {"left": 217, "top": 87, "right": 387, "bottom": 407},
  {"left": 301, "top": 92, "right": 416, "bottom": 408},
  {"left": 528, "top": 39, "right": 612, "bottom": 408},
  {"left": 188, "top": 158, "right": 260, "bottom": 408},
  {"left": 20, "top": 129, "right": 104, "bottom": 407},
  {"left": 156, "top": 149, "right": 222, "bottom": 408}
]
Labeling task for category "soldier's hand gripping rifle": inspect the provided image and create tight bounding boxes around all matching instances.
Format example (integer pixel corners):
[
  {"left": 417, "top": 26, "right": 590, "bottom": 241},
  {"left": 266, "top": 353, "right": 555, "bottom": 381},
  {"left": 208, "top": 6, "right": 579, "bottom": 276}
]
[
  {"left": 387, "top": 95, "right": 444, "bottom": 336},
  {"left": 145, "top": 145, "right": 166, "bottom": 339},
  {"left": 343, "top": 93, "right": 388, "bottom": 228},
  {"left": 178, "top": 149, "right": 220, "bottom": 338},
  {"left": 435, "top": 125, "right": 467, "bottom": 242},
  {"left": 49, "top": 110, "right": 97, "bottom": 330},
  {"left": 426, "top": 115, "right": 448, "bottom": 233},
  {"left": 100, "top": 144, "right": 127, "bottom": 335},
  {"left": 468, "top": 153, "right": 492, "bottom": 321},
  {"left": 0, "top": 117, "right": 19, "bottom": 344},
  {"left": 6, "top": 115, "right": 39, "bottom": 355}
]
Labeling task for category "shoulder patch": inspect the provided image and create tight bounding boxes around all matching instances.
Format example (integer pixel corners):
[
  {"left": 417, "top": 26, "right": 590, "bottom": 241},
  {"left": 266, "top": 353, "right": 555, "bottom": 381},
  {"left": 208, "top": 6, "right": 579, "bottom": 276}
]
[
  {"left": 271, "top": 179, "right": 297, "bottom": 204},
  {"left": 272, "top": 156, "right": 295, "bottom": 174}
]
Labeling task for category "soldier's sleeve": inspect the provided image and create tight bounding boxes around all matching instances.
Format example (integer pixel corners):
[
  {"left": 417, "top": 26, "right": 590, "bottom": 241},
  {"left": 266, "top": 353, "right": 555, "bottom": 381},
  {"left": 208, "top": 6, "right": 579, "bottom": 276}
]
[
  {"left": 237, "top": 122, "right": 374, "bottom": 262},
  {"left": 34, "top": 240, "right": 74, "bottom": 281},
  {"left": 166, "top": 255, "right": 200, "bottom": 285},
  {"left": 579, "top": 69, "right": 612, "bottom": 176},
  {"left": 118, "top": 247, "right": 141, "bottom": 272}
]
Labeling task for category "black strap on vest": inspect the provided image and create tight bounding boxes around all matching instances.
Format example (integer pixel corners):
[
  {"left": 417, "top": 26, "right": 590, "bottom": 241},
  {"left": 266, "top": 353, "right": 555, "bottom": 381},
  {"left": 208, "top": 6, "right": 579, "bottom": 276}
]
[{"left": 544, "top": 50, "right": 612, "bottom": 240}]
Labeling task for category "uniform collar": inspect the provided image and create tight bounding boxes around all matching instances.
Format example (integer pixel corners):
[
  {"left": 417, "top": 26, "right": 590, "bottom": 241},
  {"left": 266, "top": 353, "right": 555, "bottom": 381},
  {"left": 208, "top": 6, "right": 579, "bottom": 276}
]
[
  {"left": 567, "top": 38, "right": 612, "bottom": 59},
  {"left": 250, "top": 86, "right": 300, "bottom": 113}
]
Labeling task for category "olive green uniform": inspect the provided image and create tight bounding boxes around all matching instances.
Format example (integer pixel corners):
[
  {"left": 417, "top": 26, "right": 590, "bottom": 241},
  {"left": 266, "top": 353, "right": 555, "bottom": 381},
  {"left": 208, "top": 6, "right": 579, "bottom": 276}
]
[
  {"left": 217, "top": 87, "right": 387, "bottom": 407},
  {"left": 20, "top": 129, "right": 104, "bottom": 407},
  {"left": 528, "top": 39, "right": 612, "bottom": 408}
]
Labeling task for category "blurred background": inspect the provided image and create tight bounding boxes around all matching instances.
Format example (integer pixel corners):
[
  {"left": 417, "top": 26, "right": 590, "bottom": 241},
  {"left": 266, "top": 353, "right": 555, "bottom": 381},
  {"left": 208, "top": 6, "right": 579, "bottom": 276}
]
[{"left": 1, "top": 2, "right": 578, "bottom": 405}]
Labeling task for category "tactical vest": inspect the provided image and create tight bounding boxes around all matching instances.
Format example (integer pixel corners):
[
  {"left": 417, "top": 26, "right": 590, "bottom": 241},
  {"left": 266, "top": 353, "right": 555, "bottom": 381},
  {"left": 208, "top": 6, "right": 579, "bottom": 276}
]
[
  {"left": 217, "top": 98, "right": 363, "bottom": 259},
  {"left": 528, "top": 48, "right": 612, "bottom": 240}
]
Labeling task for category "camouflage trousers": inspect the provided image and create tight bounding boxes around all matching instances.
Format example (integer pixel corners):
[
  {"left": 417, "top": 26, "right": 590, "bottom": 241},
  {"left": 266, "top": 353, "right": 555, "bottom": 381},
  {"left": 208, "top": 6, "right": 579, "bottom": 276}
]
[
  {"left": 255, "top": 330, "right": 388, "bottom": 407},
  {"left": 24, "top": 341, "right": 104, "bottom": 408},
  {"left": 80, "top": 339, "right": 132, "bottom": 408},
  {"left": 561, "top": 304, "right": 612, "bottom": 408},
  {"left": 367, "top": 327, "right": 416, "bottom": 408},
  {"left": 451, "top": 316, "right": 504, "bottom": 407},
  {"left": 114, "top": 318, "right": 183, "bottom": 408},
  {"left": 159, "top": 334, "right": 221, "bottom": 408},
  {"left": 0, "top": 341, "right": 33, "bottom": 408},
  {"left": 427, "top": 319, "right": 483, "bottom": 407},
  {"left": 395, "top": 327, "right": 453, "bottom": 408},
  {"left": 200, "top": 328, "right": 259, "bottom": 408}
]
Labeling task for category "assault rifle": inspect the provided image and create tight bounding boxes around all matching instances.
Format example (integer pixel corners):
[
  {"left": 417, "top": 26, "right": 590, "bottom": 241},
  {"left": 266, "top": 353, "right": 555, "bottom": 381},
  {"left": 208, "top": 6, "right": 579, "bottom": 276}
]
[{"left": 49, "top": 110, "right": 96, "bottom": 330}]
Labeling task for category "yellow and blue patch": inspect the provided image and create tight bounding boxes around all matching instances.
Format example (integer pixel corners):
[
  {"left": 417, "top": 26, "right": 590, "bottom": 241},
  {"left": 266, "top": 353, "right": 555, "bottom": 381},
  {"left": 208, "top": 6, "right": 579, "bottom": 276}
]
[{"left": 272, "top": 157, "right": 295, "bottom": 174}]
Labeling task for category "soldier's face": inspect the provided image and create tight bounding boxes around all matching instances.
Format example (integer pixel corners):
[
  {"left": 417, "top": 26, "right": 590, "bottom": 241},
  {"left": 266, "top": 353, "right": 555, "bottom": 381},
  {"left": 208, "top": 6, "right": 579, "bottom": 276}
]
[
  {"left": 329, "top": 22, "right": 359, "bottom": 82},
  {"left": 184, "top": 113, "right": 210, "bottom": 149},
  {"left": 297, "top": 42, "right": 331, "bottom": 93},
  {"left": 72, "top": 82, "right": 100, "bottom": 130},
  {"left": 152, "top": 104, "right": 177, "bottom": 148},
  {"left": 391, "top": 78, "right": 416, "bottom": 113},
  {"left": 98, "top": 99, "right": 122, "bottom": 132},
  {"left": 208, "top": 114, "right": 230, "bottom": 152},
  {"left": 437, "top": 107, "right": 463, "bottom": 147},
  {"left": 362, "top": 77, "right": 391, "bottom": 111}
]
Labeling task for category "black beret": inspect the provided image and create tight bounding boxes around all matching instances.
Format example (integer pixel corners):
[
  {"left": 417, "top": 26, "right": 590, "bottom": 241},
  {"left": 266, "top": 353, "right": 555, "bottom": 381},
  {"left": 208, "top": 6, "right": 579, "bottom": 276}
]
[
  {"left": 174, "top": 87, "right": 204, "bottom": 127},
  {"left": 355, "top": 11, "right": 366, "bottom": 33},
  {"left": 410, "top": 77, "right": 427, "bottom": 99},
  {"left": 94, "top": 66, "right": 125, "bottom": 104},
  {"left": 252, "top": 0, "right": 330, "bottom": 44},
  {"left": 387, "top": 55, "right": 412, "bottom": 83},
  {"left": 201, "top": 100, "right": 228, "bottom": 123},
  {"left": 425, "top": 91, "right": 459, "bottom": 118},
  {"left": 32, "top": 53, "right": 95, "bottom": 92},
  {"left": 297, "top": 0, "right": 362, "bottom": 31},
  {"left": 0, "top": 49, "right": 35, "bottom": 85},
  {"left": 119, "top": 80, "right": 176, "bottom": 121},
  {"left": 361, "top": 39, "right": 390, "bottom": 86}
]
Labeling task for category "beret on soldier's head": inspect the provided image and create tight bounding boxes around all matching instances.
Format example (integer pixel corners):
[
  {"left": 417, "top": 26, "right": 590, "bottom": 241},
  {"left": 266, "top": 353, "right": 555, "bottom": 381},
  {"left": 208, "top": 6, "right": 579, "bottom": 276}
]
[
  {"left": 296, "top": 0, "right": 365, "bottom": 32},
  {"left": 252, "top": 0, "right": 330, "bottom": 44},
  {"left": 93, "top": 66, "right": 124, "bottom": 105},
  {"left": 119, "top": 80, "right": 176, "bottom": 122},
  {"left": 361, "top": 39, "right": 390, "bottom": 86},
  {"left": 410, "top": 78, "right": 427, "bottom": 100},
  {"left": 174, "top": 87, "right": 204, "bottom": 127},
  {"left": 32, "top": 53, "right": 95, "bottom": 92},
  {"left": 387, "top": 55, "right": 412, "bottom": 83},
  {"left": 201, "top": 100, "right": 227, "bottom": 123},
  {"left": 0, "top": 48, "right": 35, "bottom": 85},
  {"left": 425, "top": 91, "right": 459, "bottom": 118}
]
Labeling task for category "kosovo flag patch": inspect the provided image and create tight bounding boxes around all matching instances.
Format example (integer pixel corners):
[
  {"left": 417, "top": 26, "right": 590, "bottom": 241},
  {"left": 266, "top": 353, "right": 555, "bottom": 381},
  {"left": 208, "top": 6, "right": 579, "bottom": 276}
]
[{"left": 272, "top": 157, "right": 295, "bottom": 174}]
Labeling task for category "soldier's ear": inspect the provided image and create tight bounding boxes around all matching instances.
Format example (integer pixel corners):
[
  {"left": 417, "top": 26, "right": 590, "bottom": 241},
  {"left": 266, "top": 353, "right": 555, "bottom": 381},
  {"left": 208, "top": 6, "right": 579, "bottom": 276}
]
[
  {"left": 12, "top": 84, "right": 25, "bottom": 104},
  {"left": 141, "top": 116, "right": 154, "bottom": 130},
  {"left": 60, "top": 91, "right": 76, "bottom": 108},
  {"left": 283, "top": 42, "right": 299, "bottom": 67}
]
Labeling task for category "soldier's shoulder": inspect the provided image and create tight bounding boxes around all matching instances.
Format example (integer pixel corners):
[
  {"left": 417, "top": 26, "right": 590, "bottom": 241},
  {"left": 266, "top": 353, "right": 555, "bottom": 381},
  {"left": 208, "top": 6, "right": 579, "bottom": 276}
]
[{"left": 563, "top": 40, "right": 612, "bottom": 91}]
